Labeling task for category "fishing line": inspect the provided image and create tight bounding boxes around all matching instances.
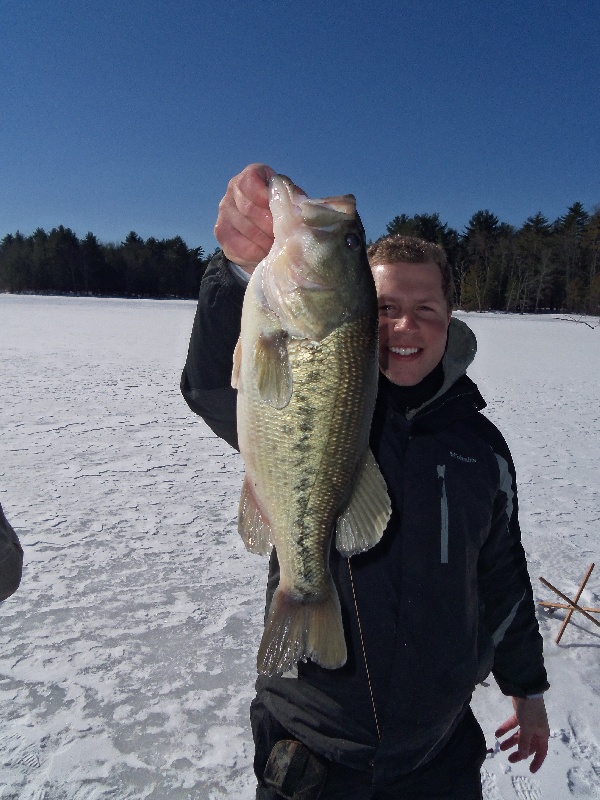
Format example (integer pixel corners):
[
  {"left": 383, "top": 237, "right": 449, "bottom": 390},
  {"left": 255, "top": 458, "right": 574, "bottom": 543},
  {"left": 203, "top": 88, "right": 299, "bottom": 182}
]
[{"left": 347, "top": 558, "right": 381, "bottom": 741}]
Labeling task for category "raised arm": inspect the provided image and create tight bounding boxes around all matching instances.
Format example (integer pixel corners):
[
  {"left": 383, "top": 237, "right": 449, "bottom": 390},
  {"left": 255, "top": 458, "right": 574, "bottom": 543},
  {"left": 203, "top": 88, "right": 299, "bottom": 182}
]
[{"left": 180, "top": 164, "right": 276, "bottom": 448}]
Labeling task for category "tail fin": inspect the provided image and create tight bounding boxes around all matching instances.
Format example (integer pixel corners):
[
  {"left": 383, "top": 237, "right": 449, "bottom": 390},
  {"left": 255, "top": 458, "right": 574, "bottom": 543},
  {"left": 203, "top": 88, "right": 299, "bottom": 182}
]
[{"left": 257, "top": 579, "right": 347, "bottom": 676}]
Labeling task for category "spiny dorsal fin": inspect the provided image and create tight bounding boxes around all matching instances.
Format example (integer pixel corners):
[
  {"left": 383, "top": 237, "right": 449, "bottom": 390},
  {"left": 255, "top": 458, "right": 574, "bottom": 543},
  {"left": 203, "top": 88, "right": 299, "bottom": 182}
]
[
  {"left": 335, "top": 448, "right": 391, "bottom": 557},
  {"left": 254, "top": 331, "right": 292, "bottom": 408}
]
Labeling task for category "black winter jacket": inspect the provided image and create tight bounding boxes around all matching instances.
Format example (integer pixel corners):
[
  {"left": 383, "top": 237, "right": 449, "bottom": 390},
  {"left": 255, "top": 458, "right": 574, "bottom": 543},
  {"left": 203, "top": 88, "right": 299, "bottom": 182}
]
[{"left": 181, "top": 253, "right": 548, "bottom": 784}]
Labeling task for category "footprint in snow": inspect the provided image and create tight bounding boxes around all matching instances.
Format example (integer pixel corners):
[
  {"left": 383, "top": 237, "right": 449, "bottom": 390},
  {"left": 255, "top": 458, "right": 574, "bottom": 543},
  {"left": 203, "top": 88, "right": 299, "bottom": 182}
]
[
  {"left": 481, "top": 768, "right": 506, "bottom": 800},
  {"left": 511, "top": 775, "right": 542, "bottom": 800},
  {"left": 567, "top": 764, "right": 600, "bottom": 796},
  {"left": 562, "top": 713, "right": 600, "bottom": 791},
  {"left": 0, "top": 732, "right": 41, "bottom": 769},
  {"left": 19, "top": 789, "right": 48, "bottom": 800}
]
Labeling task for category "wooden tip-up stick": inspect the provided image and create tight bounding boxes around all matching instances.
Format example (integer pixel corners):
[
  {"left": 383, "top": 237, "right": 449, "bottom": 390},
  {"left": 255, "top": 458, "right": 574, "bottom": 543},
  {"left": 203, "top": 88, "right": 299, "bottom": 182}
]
[
  {"left": 538, "top": 563, "right": 599, "bottom": 644},
  {"left": 538, "top": 601, "right": 600, "bottom": 612}
]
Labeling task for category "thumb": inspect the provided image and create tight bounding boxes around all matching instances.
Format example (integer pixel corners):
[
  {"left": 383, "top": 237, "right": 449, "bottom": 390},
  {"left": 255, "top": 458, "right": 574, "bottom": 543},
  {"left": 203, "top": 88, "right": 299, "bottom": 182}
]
[{"left": 257, "top": 164, "right": 277, "bottom": 185}]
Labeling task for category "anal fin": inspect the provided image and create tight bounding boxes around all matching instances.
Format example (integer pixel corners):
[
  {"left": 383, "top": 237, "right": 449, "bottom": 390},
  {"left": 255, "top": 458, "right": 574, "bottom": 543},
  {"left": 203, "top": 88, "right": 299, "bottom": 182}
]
[
  {"left": 335, "top": 448, "right": 391, "bottom": 557},
  {"left": 238, "top": 475, "right": 273, "bottom": 555}
]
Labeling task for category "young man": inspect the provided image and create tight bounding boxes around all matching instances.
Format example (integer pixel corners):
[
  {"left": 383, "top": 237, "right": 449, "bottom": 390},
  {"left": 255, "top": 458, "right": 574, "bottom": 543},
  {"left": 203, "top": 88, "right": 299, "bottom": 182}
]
[{"left": 181, "top": 164, "right": 549, "bottom": 799}]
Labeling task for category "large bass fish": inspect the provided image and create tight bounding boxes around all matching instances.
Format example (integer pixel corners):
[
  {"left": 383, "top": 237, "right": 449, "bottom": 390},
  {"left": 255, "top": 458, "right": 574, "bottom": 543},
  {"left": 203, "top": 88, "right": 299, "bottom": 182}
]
[{"left": 232, "top": 175, "right": 390, "bottom": 676}]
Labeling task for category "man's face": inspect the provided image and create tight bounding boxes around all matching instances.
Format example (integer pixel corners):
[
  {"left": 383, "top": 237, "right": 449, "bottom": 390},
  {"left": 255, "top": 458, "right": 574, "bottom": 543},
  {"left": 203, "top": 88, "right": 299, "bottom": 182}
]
[{"left": 372, "top": 261, "right": 451, "bottom": 386}]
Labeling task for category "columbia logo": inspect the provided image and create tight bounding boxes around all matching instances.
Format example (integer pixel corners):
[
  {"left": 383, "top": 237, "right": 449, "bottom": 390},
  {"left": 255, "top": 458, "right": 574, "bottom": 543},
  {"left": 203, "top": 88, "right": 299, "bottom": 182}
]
[{"left": 450, "top": 451, "right": 477, "bottom": 463}]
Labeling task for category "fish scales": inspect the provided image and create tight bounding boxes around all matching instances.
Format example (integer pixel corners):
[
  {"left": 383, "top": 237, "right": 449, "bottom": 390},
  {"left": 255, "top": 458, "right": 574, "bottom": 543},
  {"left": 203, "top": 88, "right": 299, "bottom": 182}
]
[{"left": 246, "top": 316, "right": 377, "bottom": 599}]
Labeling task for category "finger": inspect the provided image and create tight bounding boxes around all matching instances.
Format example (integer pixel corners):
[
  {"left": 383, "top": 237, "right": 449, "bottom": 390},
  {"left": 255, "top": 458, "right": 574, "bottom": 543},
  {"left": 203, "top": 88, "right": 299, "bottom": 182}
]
[
  {"left": 517, "top": 732, "right": 532, "bottom": 759},
  {"left": 235, "top": 164, "right": 276, "bottom": 215},
  {"left": 508, "top": 750, "right": 528, "bottom": 763},
  {"left": 498, "top": 732, "right": 519, "bottom": 752},
  {"left": 232, "top": 172, "right": 271, "bottom": 213},
  {"left": 231, "top": 182, "right": 274, "bottom": 239},
  {"left": 215, "top": 199, "right": 273, "bottom": 253},
  {"left": 214, "top": 197, "right": 274, "bottom": 267},
  {"left": 214, "top": 166, "right": 276, "bottom": 265},
  {"left": 214, "top": 222, "right": 271, "bottom": 270},
  {"left": 495, "top": 716, "right": 518, "bottom": 738},
  {"left": 507, "top": 742, "right": 531, "bottom": 763},
  {"left": 529, "top": 740, "right": 549, "bottom": 773},
  {"left": 239, "top": 162, "right": 277, "bottom": 194}
]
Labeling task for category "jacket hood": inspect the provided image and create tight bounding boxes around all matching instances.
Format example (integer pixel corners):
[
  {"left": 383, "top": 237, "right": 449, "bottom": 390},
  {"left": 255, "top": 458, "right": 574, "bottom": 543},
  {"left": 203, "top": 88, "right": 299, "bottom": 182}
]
[{"left": 405, "top": 317, "right": 478, "bottom": 420}]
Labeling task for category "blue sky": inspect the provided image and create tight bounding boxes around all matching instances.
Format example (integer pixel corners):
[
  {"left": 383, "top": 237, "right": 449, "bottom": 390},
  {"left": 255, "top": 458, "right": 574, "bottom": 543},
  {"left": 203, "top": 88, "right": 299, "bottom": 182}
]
[{"left": 1, "top": 0, "right": 599, "bottom": 253}]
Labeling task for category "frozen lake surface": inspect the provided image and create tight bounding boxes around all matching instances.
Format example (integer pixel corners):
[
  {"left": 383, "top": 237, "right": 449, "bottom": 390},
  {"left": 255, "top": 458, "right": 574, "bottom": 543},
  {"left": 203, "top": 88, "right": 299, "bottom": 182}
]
[{"left": 1, "top": 294, "right": 599, "bottom": 799}]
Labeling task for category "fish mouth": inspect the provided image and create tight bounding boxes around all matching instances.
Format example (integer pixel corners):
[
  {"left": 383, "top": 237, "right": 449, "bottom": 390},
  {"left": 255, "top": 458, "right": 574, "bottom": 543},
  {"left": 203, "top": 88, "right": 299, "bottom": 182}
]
[
  {"left": 269, "top": 174, "right": 308, "bottom": 211},
  {"left": 270, "top": 174, "right": 356, "bottom": 230}
]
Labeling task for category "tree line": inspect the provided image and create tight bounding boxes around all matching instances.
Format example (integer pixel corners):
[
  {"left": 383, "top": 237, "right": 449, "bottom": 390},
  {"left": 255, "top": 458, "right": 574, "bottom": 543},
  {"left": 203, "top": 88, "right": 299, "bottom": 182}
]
[
  {"left": 0, "top": 228, "right": 209, "bottom": 299},
  {"left": 1, "top": 201, "right": 599, "bottom": 313},
  {"left": 383, "top": 202, "right": 600, "bottom": 313}
]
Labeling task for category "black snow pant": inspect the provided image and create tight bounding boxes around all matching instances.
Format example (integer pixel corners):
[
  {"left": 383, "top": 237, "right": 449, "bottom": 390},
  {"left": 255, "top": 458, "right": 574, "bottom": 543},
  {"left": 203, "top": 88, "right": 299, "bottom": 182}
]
[{"left": 251, "top": 698, "right": 486, "bottom": 800}]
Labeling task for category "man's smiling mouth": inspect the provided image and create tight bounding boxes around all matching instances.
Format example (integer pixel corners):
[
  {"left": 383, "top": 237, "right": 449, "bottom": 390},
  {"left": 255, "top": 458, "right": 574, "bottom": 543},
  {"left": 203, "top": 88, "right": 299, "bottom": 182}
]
[{"left": 389, "top": 347, "right": 420, "bottom": 356}]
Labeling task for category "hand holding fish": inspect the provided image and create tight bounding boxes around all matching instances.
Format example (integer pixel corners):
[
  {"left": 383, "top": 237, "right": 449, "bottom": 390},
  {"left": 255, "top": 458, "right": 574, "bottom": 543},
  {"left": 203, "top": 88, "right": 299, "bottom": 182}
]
[{"left": 214, "top": 163, "right": 277, "bottom": 271}]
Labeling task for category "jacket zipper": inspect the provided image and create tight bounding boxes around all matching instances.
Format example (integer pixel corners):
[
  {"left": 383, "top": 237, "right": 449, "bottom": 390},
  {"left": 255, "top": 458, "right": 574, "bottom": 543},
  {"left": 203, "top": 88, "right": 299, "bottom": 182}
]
[{"left": 437, "top": 464, "right": 449, "bottom": 564}]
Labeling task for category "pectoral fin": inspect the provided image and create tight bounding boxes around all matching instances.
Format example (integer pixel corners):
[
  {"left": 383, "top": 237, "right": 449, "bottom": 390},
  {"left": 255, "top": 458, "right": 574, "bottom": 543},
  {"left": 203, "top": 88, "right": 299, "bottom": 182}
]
[
  {"left": 335, "top": 449, "right": 391, "bottom": 557},
  {"left": 254, "top": 331, "right": 292, "bottom": 408},
  {"left": 231, "top": 337, "right": 242, "bottom": 389},
  {"left": 238, "top": 475, "right": 273, "bottom": 555}
]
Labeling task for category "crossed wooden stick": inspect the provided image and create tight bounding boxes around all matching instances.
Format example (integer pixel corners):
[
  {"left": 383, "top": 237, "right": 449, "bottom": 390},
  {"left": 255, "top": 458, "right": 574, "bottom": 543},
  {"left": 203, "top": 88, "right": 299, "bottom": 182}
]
[{"left": 539, "top": 563, "right": 600, "bottom": 644}]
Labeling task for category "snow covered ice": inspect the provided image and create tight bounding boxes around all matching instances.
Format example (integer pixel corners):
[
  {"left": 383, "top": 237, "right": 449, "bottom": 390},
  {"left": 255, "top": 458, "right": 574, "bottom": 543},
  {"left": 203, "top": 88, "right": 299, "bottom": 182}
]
[{"left": 1, "top": 294, "right": 599, "bottom": 799}]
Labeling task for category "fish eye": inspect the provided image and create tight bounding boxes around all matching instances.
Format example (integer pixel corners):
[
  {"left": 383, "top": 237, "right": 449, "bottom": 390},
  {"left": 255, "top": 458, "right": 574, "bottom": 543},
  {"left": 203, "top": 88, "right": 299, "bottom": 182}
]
[{"left": 345, "top": 232, "right": 362, "bottom": 251}]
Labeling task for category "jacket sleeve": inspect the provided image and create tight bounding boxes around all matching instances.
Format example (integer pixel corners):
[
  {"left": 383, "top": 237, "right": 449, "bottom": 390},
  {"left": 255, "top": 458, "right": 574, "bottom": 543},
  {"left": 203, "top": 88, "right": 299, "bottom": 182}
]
[
  {"left": 180, "top": 251, "right": 246, "bottom": 451},
  {"left": 475, "top": 418, "right": 549, "bottom": 698},
  {"left": 0, "top": 503, "right": 23, "bottom": 602}
]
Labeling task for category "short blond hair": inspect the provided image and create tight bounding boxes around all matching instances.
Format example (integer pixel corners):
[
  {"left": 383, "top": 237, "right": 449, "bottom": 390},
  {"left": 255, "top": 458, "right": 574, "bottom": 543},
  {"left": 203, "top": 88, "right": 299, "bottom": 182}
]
[{"left": 367, "top": 235, "right": 452, "bottom": 310}]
